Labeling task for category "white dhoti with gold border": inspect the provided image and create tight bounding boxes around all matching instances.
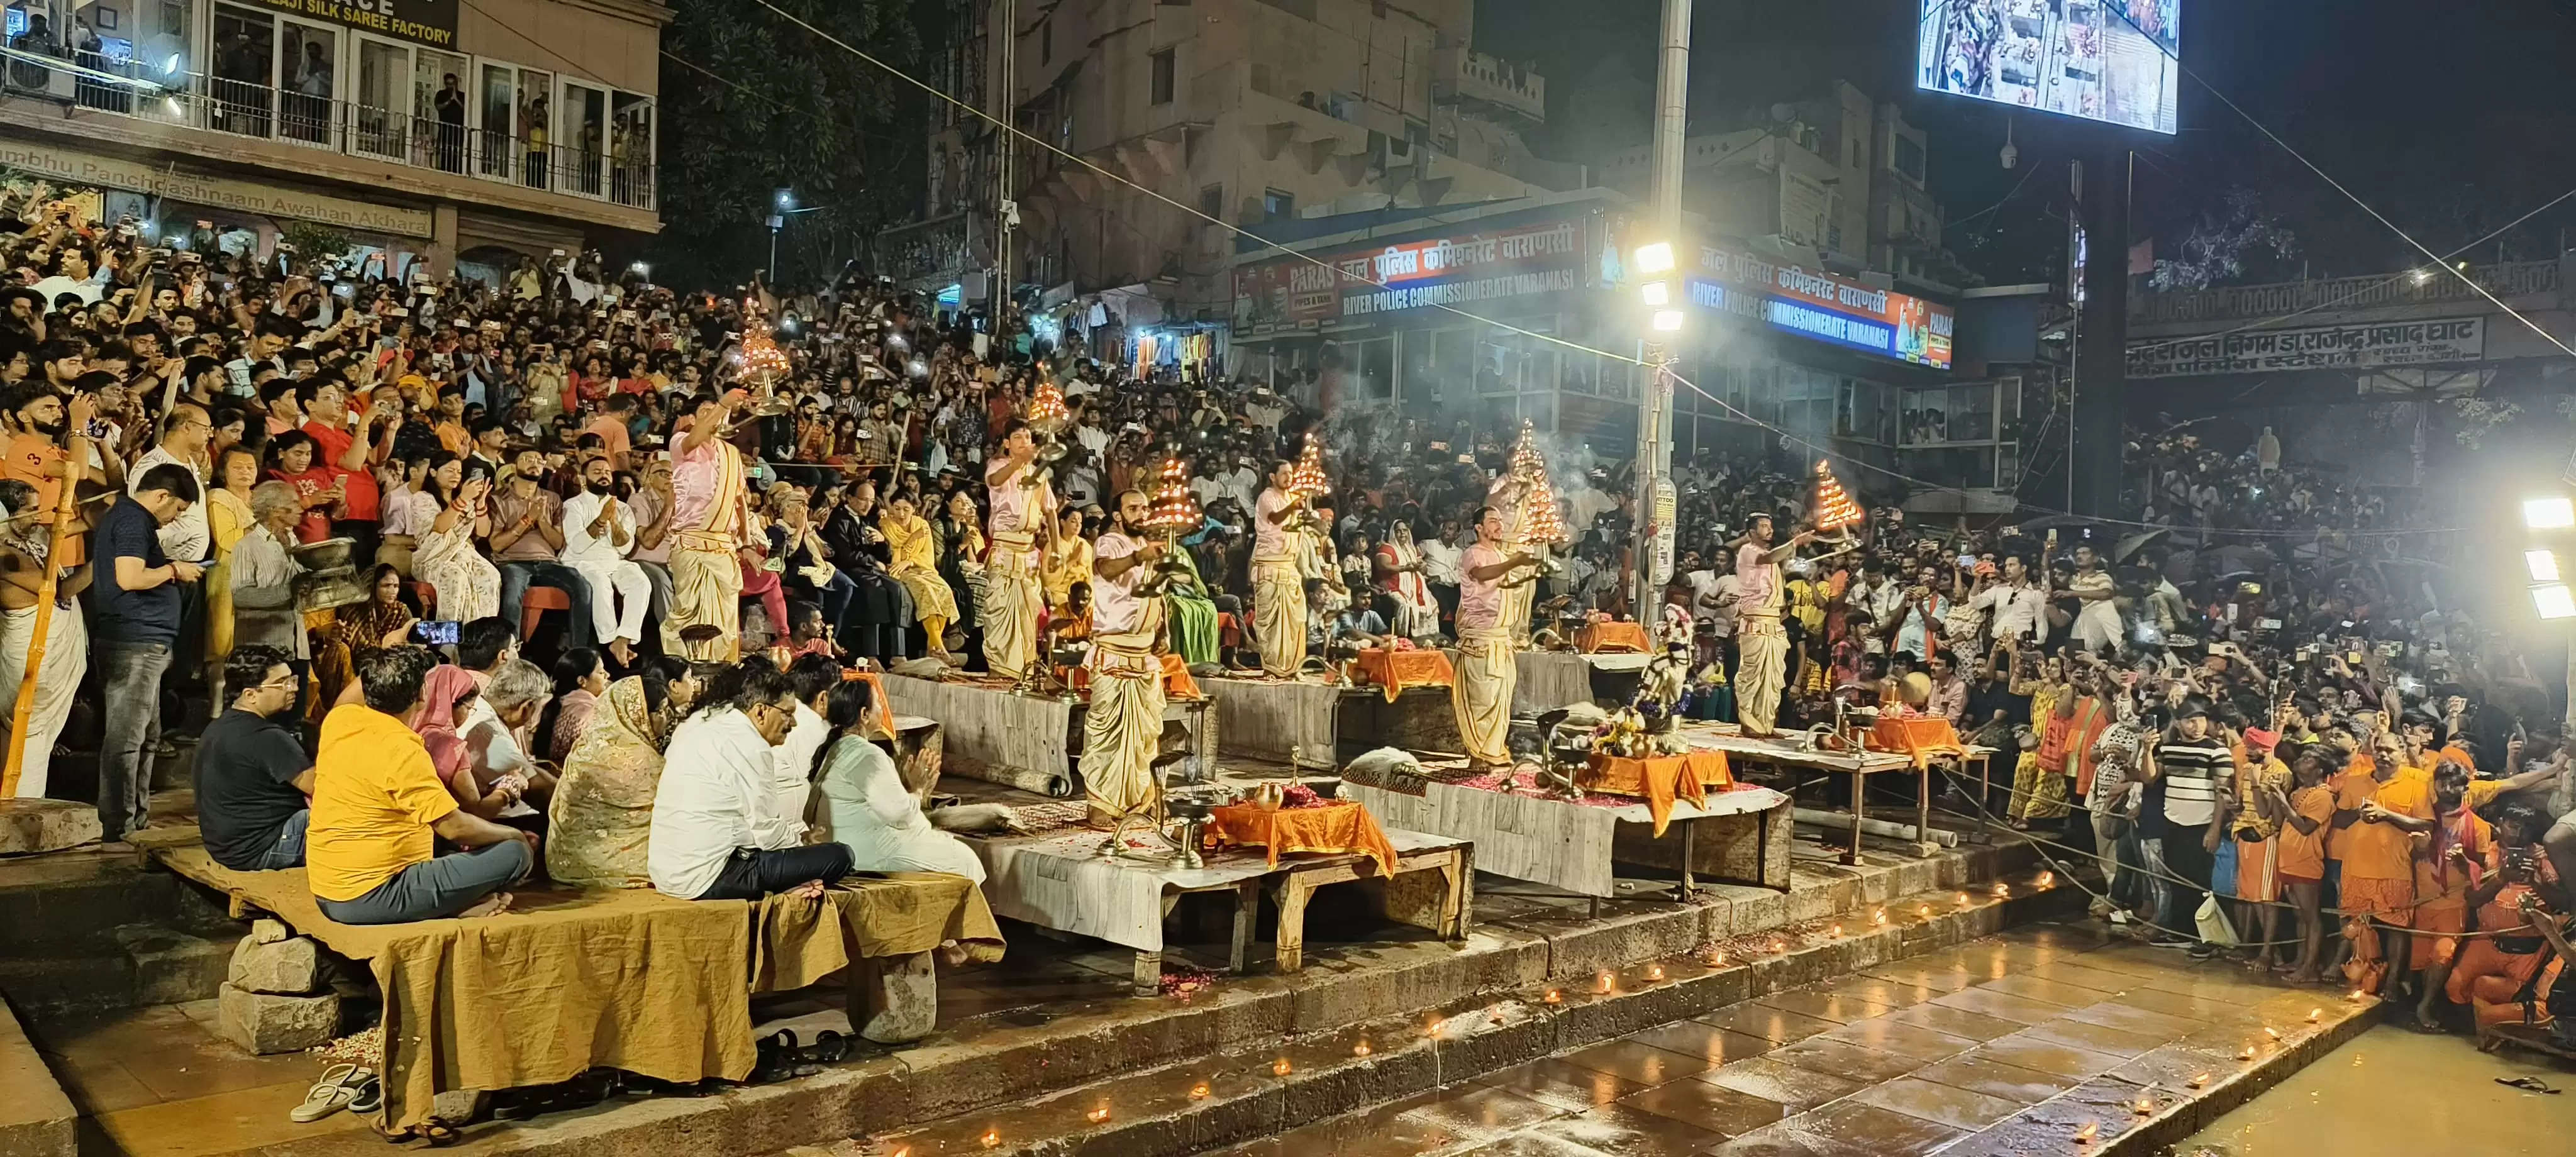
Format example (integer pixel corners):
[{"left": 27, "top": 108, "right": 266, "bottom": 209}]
[
  {"left": 1252, "top": 553, "right": 1307, "bottom": 678},
  {"left": 1735, "top": 613, "right": 1787, "bottom": 736},
  {"left": 981, "top": 534, "right": 1043, "bottom": 680},
  {"left": 1082, "top": 626, "right": 1167, "bottom": 824}
]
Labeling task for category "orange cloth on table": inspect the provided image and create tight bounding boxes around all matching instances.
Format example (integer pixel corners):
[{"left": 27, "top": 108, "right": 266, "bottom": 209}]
[
  {"left": 1352, "top": 647, "right": 1456, "bottom": 702},
  {"left": 1067, "top": 653, "right": 1199, "bottom": 699},
  {"left": 1580, "top": 750, "right": 1735, "bottom": 836},
  {"left": 1868, "top": 717, "right": 1964, "bottom": 770},
  {"left": 839, "top": 669, "right": 896, "bottom": 739},
  {"left": 1206, "top": 800, "right": 1399, "bottom": 877},
  {"left": 1575, "top": 620, "right": 1652, "bottom": 655}
]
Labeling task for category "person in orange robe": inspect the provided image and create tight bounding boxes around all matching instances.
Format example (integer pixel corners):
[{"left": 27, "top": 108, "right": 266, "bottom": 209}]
[
  {"left": 2443, "top": 802, "right": 2564, "bottom": 1033},
  {"left": 2335, "top": 731, "right": 2434, "bottom": 997},
  {"left": 2268, "top": 748, "right": 2338, "bottom": 985},
  {"left": 2409, "top": 761, "right": 2489, "bottom": 1026}
]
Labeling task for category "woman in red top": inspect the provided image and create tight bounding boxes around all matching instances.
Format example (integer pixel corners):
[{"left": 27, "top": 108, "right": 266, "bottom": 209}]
[{"left": 265, "top": 431, "right": 342, "bottom": 544}]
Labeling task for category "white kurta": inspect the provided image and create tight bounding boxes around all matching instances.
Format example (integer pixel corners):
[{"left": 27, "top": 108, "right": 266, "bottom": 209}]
[{"left": 0, "top": 600, "right": 86, "bottom": 798}]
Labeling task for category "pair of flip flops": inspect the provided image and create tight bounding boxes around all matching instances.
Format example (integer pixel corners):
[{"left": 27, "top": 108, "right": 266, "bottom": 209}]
[{"left": 292, "top": 1063, "right": 381, "bottom": 1122}]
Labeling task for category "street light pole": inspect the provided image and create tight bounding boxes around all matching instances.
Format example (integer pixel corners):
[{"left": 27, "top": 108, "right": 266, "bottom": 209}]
[{"left": 1632, "top": 0, "right": 1692, "bottom": 619}]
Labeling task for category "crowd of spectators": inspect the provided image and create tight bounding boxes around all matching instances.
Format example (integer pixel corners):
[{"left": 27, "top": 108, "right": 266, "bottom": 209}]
[{"left": 0, "top": 174, "right": 2567, "bottom": 1044}]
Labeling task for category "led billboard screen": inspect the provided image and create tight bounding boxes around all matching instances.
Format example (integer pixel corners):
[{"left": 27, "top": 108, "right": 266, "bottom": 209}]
[{"left": 1918, "top": 0, "right": 2179, "bottom": 135}]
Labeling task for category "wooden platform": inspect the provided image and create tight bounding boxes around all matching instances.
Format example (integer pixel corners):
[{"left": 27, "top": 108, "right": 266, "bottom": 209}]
[
  {"left": 1338, "top": 769, "right": 1792, "bottom": 900},
  {"left": 965, "top": 826, "right": 1472, "bottom": 994},
  {"left": 879, "top": 673, "right": 1216, "bottom": 798},
  {"left": 1673, "top": 725, "right": 1997, "bottom": 865},
  {"left": 1200, "top": 677, "right": 1460, "bottom": 770}
]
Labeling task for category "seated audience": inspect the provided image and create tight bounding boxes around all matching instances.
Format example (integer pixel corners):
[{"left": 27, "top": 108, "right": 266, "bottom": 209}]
[
  {"left": 809, "top": 678, "right": 984, "bottom": 883},
  {"left": 648, "top": 663, "right": 852, "bottom": 900},
  {"left": 547, "top": 675, "right": 667, "bottom": 889},
  {"left": 193, "top": 645, "right": 314, "bottom": 871},
  {"left": 306, "top": 645, "right": 536, "bottom": 924}
]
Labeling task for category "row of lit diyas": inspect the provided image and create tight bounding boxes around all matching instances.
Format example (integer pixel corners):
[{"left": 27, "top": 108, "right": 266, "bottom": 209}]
[{"left": 938, "top": 869, "right": 2362, "bottom": 1153}]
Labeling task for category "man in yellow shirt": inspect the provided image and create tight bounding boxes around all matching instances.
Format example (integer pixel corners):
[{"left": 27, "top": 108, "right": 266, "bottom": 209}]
[{"left": 307, "top": 646, "right": 535, "bottom": 924}]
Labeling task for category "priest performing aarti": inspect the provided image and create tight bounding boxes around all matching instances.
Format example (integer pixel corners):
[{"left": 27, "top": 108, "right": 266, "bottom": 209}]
[
  {"left": 982, "top": 417, "right": 1056, "bottom": 682},
  {"left": 1253, "top": 441, "right": 1328, "bottom": 678},
  {"left": 1081, "top": 488, "right": 1170, "bottom": 828},
  {"left": 1453, "top": 506, "right": 1543, "bottom": 771}
]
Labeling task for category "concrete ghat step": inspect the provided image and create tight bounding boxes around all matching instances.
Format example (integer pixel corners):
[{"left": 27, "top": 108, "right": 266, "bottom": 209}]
[{"left": 865, "top": 868, "right": 2087, "bottom": 1156}]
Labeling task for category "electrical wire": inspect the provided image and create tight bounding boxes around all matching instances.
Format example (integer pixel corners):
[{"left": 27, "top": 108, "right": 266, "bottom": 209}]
[
  {"left": 744, "top": 0, "right": 2466, "bottom": 539},
  {"left": 2103, "top": 6, "right": 2576, "bottom": 364}
]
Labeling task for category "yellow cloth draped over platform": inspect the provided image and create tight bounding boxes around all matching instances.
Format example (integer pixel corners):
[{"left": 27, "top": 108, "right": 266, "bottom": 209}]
[
  {"left": 1452, "top": 628, "right": 1515, "bottom": 767},
  {"left": 1253, "top": 553, "right": 1307, "bottom": 678},
  {"left": 1082, "top": 625, "right": 1167, "bottom": 822},
  {"left": 981, "top": 534, "right": 1043, "bottom": 679}
]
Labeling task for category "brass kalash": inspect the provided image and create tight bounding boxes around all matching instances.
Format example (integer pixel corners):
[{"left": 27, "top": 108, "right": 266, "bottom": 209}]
[{"left": 1093, "top": 455, "right": 1233, "bottom": 867}]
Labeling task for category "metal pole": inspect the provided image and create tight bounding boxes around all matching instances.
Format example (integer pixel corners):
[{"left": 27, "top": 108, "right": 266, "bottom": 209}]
[
  {"left": 1632, "top": 0, "right": 1690, "bottom": 619},
  {"left": 994, "top": 0, "right": 1018, "bottom": 307}
]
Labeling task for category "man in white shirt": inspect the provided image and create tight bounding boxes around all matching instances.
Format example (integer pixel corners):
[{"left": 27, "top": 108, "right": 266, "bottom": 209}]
[
  {"left": 1213, "top": 455, "right": 1260, "bottom": 516},
  {"left": 559, "top": 455, "right": 654, "bottom": 665},
  {"left": 130, "top": 402, "right": 212, "bottom": 563},
  {"left": 1969, "top": 555, "right": 2048, "bottom": 648},
  {"left": 772, "top": 656, "right": 840, "bottom": 833},
  {"left": 648, "top": 665, "right": 852, "bottom": 900}
]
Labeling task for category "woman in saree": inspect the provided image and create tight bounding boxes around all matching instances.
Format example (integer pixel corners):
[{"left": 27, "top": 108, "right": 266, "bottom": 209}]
[
  {"left": 546, "top": 675, "right": 665, "bottom": 888},
  {"left": 880, "top": 491, "right": 959, "bottom": 662},
  {"left": 413, "top": 665, "right": 527, "bottom": 820},
  {"left": 807, "top": 679, "right": 984, "bottom": 883},
  {"left": 1163, "top": 526, "right": 1222, "bottom": 668},
  {"left": 308, "top": 564, "right": 417, "bottom": 725},
  {"left": 201, "top": 445, "right": 258, "bottom": 699},
  {"left": 414, "top": 456, "right": 499, "bottom": 623}
]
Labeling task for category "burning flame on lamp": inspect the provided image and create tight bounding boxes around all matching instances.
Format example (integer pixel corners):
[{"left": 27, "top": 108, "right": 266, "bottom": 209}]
[
  {"left": 2263, "top": 1027, "right": 2282, "bottom": 1041},
  {"left": 1272, "top": 1058, "right": 1292, "bottom": 1077},
  {"left": 2238, "top": 1044, "right": 2257, "bottom": 1060},
  {"left": 1957, "top": 892, "right": 1970, "bottom": 905},
  {"left": 1770, "top": 939, "right": 1787, "bottom": 953},
  {"left": 1087, "top": 1107, "right": 1111, "bottom": 1124},
  {"left": 1829, "top": 924, "right": 1845, "bottom": 938},
  {"left": 1918, "top": 904, "right": 1933, "bottom": 919},
  {"left": 1873, "top": 909, "right": 1888, "bottom": 926},
  {"left": 2188, "top": 1073, "right": 2210, "bottom": 1088},
  {"left": 1543, "top": 989, "right": 1562, "bottom": 1004},
  {"left": 2133, "top": 1097, "right": 2154, "bottom": 1115},
  {"left": 2307, "top": 1009, "right": 2322, "bottom": 1024},
  {"left": 2074, "top": 1121, "right": 2099, "bottom": 1143},
  {"left": 1992, "top": 882, "right": 2011, "bottom": 897},
  {"left": 1647, "top": 964, "right": 1665, "bottom": 981},
  {"left": 1353, "top": 1041, "right": 1373, "bottom": 1057},
  {"left": 980, "top": 1129, "right": 1001, "bottom": 1148},
  {"left": 1424, "top": 1017, "right": 1445, "bottom": 1037},
  {"left": 1190, "top": 1083, "right": 1211, "bottom": 1099},
  {"left": 1597, "top": 972, "right": 1614, "bottom": 993},
  {"left": 2035, "top": 872, "right": 2055, "bottom": 889},
  {"left": 2346, "top": 990, "right": 2366, "bottom": 1002}
]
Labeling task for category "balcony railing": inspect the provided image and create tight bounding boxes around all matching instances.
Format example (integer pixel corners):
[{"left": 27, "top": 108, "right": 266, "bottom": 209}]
[
  {"left": 2130, "top": 258, "right": 2558, "bottom": 324},
  {"left": 1, "top": 57, "right": 655, "bottom": 213}
]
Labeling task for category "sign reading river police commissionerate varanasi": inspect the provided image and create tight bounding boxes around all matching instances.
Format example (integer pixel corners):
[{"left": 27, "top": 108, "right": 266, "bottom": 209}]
[{"left": 2127, "top": 318, "right": 2486, "bottom": 379}]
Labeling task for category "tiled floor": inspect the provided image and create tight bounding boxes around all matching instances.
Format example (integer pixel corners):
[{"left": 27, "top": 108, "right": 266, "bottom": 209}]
[
  {"left": 24, "top": 1002, "right": 377, "bottom": 1157},
  {"left": 1208, "top": 920, "right": 2384, "bottom": 1156}
]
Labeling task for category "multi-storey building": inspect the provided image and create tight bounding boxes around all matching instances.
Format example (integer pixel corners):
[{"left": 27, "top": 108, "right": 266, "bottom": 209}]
[{"left": 0, "top": 0, "right": 662, "bottom": 274}]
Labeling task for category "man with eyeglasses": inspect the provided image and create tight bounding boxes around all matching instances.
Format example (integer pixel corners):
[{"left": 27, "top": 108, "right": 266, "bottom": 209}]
[
  {"left": 648, "top": 662, "right": 853, "bottom": 901},
  {"left": 192, "top": 645, "right": 314, "bottom": 872},
  {"left": 131, "top": 401, "right": 212, "bottom": 673}
]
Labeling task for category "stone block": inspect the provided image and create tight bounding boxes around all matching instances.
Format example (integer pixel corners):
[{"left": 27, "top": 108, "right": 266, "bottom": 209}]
[
  {"left": 248, "top": 919, "right": 289, "bottom": 945},
  {"left": 0, "top": 1000, "right": 75, "bottom": 1157},
  {"left": 215, "top": 983, "right": 338, "bottom": 1055},
  {"left": 228, "top": 934, "right": 323, "bottom": 995},
  {"left": 113, "top": 925, "right": 233, "bottom": 1005},
  {"left": 0, "top": 799, "right": 98, "bottom": 856},
  {"left": 850, "top": 951, "right": 937, "bottom": 1044}
]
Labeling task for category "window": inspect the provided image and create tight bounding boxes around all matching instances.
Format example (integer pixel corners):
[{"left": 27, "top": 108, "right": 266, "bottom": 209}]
[
  {"left": 1198, "top": 184, "right": 1223, "bottom": 219},
  {"left": 1892, "top": 134, "right": 1926, "bottom": 183},
  {"left": 1262, "top": 187, "right": 1294, "bottom": 219},
  {"left": 1040, "top": 18, "right": 1052, "bottom": 65},
  {"left": 1149, "top": 48, "right": 1174, "bottom": 104}
]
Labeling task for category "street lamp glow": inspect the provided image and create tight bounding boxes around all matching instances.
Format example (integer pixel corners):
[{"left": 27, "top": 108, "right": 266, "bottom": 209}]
[
  {"left": 2525, "top": 497, "right": 2575, "bottom": 529},
  {"left": 1640, "top": 280, "right": 1671, "bottom": 307},
  {"left": 2529, "top": 550, "right": 2562, "bottom": 583},
  {"left": 2534, "top": 584, "right": 2576, "bottom": 621},
  {"left": 1651, "top": 309, "right": 1685, "bottom": 332},
  {"left": 1633, "top": 241, "right": 1675, "bottom": 275},
  {"left": 775, "top": 188, "right": 797, "bottom": 211}
]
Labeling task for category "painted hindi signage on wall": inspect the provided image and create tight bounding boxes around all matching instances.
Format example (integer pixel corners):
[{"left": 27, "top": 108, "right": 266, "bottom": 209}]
[
  {"left": 0, "top": 139, "right": 435, "bottom": 236},
  {"left": 2127, "top": 318, "right": 2487, "bottom": 379},
  {"left": 1233, "top": 215, "right": 1587, "bottom": 333},
  {"left": 251, "top": 0, "right": 460, "bottom": 51}
]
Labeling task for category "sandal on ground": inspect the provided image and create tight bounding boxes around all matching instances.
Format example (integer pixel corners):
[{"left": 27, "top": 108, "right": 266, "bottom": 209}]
[
  {"left": 2497, "top": 1077, "right": 2558, "bottom": 1093},
  {"left": 372, "top": 1121, "right": 462, "bottom": 1147},
  {"left": 347, "top": 1073, "right": 382, "bottom": 1115},
  {"left": 292, "top": 1064, "right": 367, "bottom": 1123},
  {"left": 800, "top": 1029, "right": 850, "bottom": 1066}
]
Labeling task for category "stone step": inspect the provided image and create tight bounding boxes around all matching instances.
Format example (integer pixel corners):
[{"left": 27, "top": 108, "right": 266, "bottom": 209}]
[
  {"left": 0, "top": 923, "right": 238, "bottom": 1015},
  {"left": 864, "top": 868, "right": 2089, "bottom": 1156},
  {"left": 0, "top": 850, "right": 177, "bottom": 947}
]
